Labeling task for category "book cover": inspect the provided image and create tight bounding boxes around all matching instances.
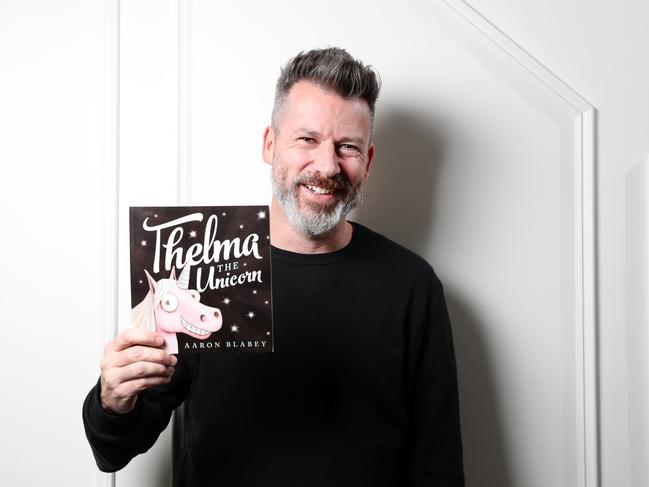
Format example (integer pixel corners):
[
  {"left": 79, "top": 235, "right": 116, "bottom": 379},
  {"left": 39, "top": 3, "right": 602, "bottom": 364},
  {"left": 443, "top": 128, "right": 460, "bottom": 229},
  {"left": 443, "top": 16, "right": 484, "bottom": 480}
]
[{"left": 129, "top": 206, "right": 273, "bottom": 354}]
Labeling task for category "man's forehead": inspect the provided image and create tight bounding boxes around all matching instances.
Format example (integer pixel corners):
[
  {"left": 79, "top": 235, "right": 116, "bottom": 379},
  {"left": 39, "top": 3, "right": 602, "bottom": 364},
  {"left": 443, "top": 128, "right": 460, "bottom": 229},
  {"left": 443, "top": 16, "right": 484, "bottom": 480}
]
[{"left": 279, "top": 81, "right": 372, "bottom": 135}]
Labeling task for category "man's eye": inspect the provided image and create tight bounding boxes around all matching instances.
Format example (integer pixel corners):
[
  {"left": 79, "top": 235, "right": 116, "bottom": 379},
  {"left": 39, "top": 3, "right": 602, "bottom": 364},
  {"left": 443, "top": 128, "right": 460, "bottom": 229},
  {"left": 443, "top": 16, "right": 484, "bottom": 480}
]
[
  {"left": 339, "top": 144, "right": 359, "bottom": 153},
  {"left": 299, "top": 137, "right": 315, "bottom": 143}
]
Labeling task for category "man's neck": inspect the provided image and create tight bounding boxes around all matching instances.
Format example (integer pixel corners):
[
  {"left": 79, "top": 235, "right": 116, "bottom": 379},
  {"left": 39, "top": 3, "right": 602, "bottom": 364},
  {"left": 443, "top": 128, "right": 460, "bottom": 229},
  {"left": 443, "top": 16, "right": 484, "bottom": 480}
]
[{"left": 269, "top": 197, "right": 353, "bottom": 254}]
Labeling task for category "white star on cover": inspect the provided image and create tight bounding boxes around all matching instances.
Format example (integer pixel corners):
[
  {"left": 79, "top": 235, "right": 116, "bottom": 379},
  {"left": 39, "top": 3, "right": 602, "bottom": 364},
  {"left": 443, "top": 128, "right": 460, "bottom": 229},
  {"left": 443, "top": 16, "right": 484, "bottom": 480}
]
[
  {"left": 247, "top": 311, "right": 255, "bottom": 319},
  {"left": 231, "top": 325, "right": 239, "bottom": 332},
  {"left": 223, "top": 297, "right": 231, "bottom": 305},
  {"left": 257, "top": 210, "right": 266, "bottom": 219},
  {"left": 141, "top": 240, "right": 147, "bottom": 246},
  {"left": 189, "top": 230, "right": 197, "bottom": 237}
]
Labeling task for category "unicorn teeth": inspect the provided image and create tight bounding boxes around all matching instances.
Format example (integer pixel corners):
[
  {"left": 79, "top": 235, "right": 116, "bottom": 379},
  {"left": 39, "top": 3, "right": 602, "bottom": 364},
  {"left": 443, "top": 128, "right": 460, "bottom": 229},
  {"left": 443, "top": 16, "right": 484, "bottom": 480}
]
[{"left": 180, "top": 316, "right": 211, "bottom": 336}]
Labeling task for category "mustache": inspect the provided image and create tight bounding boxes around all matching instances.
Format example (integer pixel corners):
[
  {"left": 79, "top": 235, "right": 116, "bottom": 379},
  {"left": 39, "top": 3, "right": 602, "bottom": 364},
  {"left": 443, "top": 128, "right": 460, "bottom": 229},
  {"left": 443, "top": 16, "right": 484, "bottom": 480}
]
[{"left": 294, "top": 172, "right": 352, "bottom": 192}]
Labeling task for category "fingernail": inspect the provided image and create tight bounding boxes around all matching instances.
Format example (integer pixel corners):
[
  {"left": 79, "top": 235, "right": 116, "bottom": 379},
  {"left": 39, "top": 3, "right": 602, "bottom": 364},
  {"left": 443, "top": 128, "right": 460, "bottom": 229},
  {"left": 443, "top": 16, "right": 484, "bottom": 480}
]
[
  {"left": 168, "top": 366, "right": 175, "bottom": 375},
  {"left": 170, "top": 355, "right": 178, "bottom": 365}
]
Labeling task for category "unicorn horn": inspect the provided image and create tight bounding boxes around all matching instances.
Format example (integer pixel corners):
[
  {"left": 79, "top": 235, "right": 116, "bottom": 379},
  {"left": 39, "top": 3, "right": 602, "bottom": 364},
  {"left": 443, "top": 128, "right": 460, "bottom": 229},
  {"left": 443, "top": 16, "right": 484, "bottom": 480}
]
[{"left": 178, "top": 264, "right": 191, "bottom": 289}]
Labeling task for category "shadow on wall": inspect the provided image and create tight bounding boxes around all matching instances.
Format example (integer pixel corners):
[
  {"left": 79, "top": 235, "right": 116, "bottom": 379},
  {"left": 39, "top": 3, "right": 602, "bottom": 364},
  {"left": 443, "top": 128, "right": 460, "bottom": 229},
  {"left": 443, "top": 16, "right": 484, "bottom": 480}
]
[
  {"left": 355, "top": 106, "right": 512, "bottom": 487},
  {"left": 353, "top": 105, "right": 443, "bottom": 257},
  {"left": 446, "top": 291, "right": 512, "bottom": 487}
]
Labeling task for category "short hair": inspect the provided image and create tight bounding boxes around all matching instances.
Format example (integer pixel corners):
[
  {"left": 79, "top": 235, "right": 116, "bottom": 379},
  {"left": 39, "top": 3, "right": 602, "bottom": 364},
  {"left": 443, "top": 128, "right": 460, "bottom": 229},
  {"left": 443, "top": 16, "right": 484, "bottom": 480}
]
[{"left": 271, "top": 47, "right": 381, "bottom": 129}]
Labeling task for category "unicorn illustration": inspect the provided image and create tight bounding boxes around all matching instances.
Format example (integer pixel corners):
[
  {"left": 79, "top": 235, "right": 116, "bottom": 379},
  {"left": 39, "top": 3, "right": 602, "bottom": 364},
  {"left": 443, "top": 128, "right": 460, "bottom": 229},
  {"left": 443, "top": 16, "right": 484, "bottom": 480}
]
[{"left": 131, "top": 265, "right": 222, "bottom": 354}]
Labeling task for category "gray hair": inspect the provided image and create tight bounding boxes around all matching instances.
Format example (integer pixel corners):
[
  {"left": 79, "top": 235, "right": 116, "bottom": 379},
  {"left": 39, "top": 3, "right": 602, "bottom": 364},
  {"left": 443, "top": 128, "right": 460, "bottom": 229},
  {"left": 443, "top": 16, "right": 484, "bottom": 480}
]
[{"left": 271, "top": 47, "right": 381, "bottom": 130}]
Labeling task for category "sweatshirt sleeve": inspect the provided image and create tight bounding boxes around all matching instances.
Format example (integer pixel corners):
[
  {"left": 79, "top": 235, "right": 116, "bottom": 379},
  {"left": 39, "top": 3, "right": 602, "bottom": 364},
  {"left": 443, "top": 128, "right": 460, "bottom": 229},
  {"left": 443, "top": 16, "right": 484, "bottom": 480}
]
[
  {"left": 82, "top": 352, "right": 196, "bottom": 472},
  {"left": 405, "top": 274, "right": 465, "bottom": 487}
]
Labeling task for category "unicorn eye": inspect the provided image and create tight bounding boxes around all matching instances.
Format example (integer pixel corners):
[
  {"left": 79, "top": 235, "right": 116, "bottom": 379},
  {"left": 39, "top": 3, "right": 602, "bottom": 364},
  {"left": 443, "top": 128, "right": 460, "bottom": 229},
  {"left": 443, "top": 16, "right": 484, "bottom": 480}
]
[
  {"left": 189, "top": 290, "right": 200, "bottom": 302},
  {"left": 160, "top": 294, "right": 178, "bottom": 312}
]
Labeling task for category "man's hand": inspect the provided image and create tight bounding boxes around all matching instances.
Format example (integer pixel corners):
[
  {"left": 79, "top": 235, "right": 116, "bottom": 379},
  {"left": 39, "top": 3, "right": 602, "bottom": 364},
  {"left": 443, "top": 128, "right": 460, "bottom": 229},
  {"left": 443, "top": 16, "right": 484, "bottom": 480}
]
[{"left": 100, "top": 329, "right": 177, "bottom": 415}]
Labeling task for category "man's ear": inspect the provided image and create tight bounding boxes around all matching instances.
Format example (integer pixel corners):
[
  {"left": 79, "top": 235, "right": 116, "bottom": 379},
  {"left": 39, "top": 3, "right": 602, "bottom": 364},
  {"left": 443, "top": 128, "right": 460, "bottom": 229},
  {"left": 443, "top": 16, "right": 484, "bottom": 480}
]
[
  {"left": 262, "top": 126, "right": 275, "bottom": 165},
  {"left": 364, "top": 143, "right": 375, "bottom": 179}
]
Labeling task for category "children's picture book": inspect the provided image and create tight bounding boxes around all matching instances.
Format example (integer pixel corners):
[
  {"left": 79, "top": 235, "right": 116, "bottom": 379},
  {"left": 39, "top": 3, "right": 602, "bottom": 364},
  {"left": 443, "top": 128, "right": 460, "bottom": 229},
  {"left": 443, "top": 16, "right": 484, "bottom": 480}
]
[{"left": 129, "top": 206, "right": 273, "bottom": 354}]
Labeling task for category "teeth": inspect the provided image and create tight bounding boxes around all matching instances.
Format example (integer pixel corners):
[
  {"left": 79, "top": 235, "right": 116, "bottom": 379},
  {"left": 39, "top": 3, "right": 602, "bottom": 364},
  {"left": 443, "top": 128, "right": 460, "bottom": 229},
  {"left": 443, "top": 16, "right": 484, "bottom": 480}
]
[
  {"left": 180, "top": 316, "right": 211, "bottom": 336},
  {"left": 305, "top": 184, "right": 334, "bottom": 195}
]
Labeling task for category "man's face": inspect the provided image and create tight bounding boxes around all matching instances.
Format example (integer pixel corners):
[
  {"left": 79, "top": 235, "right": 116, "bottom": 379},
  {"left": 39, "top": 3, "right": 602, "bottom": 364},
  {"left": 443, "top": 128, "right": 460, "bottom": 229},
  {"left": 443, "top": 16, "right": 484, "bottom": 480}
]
[{"left": 263, "top": 80, "right": 374, "bottom": 237}]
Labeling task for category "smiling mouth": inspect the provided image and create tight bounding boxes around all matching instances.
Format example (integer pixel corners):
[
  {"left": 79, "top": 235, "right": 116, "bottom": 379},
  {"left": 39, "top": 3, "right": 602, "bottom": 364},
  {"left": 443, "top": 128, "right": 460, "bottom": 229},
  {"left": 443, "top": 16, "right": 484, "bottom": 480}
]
[
  {"left": 304, "top": 184, "right": 336, "bottom": 195},
  {"left": 180, "top": 316, "right": 211, "bottom": 336}
]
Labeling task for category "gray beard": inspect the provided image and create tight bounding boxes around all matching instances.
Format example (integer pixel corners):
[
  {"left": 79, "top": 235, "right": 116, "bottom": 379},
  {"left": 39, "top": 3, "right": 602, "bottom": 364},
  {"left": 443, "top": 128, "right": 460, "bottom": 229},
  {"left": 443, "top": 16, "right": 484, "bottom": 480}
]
[{"left": 271, "top": 170, "right": 365, "bottom": 238}]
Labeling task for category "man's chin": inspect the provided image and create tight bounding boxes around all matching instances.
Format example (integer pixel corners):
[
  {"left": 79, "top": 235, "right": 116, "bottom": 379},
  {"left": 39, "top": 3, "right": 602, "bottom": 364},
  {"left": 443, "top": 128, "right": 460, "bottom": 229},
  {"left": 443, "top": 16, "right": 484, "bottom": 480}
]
[
  {"left": 299, "top": 200, "right": 340, "bottom": 215},
  {"left": 273, "top": 180, "right": 360, "bottom": 237},
  {"left": 287, "top": 204, "right": 346, "bottom": 237}
]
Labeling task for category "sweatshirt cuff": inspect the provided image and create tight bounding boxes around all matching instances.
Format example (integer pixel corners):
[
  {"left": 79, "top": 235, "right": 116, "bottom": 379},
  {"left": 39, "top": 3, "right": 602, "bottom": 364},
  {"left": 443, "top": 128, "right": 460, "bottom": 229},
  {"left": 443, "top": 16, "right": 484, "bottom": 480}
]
[{"left": 85, "top": 379, "right": 142, "bottom": 433}]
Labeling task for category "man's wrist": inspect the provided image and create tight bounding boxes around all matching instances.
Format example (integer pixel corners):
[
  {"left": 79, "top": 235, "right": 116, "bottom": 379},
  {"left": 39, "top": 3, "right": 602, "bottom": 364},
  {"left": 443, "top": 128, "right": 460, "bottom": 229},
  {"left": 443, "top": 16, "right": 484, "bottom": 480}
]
[{"left": 100, "top": 395, "right": 138, "bottom": 416}]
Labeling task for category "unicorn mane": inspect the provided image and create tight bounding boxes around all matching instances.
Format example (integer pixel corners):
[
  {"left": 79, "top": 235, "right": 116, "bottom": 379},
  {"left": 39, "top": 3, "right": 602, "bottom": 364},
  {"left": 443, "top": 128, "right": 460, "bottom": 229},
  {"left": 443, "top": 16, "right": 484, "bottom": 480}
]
[
  {"left": 131, "top": 291, "right": 156, "bottom": 331},
  {"left": 131, "top": 277, "right": 172, "bottom": 332}
]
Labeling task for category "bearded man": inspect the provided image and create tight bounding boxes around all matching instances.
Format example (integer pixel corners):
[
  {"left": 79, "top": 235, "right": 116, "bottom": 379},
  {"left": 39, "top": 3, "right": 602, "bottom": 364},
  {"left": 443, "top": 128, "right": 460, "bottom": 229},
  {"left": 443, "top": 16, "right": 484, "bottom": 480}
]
[{"left": 83, "top": 47, "right": 464, "bottom": 486}]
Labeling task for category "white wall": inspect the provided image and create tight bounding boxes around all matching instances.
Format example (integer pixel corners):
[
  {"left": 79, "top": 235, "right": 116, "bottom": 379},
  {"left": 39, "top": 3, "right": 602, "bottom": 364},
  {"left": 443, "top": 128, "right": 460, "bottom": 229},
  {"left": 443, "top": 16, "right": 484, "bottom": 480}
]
[
  {"left": 0, "top": 1, "right": 646, "bottom": 486},
  {"left": 0, "top": 1, "right": 114, "bottom": 485},
  {"left": 466, "top": 3, "right": 649, "bottom": 485}
]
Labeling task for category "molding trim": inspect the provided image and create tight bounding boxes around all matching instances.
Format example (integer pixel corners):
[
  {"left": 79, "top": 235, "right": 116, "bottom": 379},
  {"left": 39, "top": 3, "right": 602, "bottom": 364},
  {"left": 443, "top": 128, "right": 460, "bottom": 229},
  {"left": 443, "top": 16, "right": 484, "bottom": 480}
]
[
  {"left": 177, "top": 0, "right": 193, "bottom": 205},
  {"left": 625, "top": 155, "right": 649, "bottom": 486},
  {"left": 102, "top": 0, "right": 120, "bottom": 487},
  {"left": 440, "top": 2, "right": 599, "bottom": 486},
  {"left": 173, "top": 1, "right": 193, "bottom": 484}
]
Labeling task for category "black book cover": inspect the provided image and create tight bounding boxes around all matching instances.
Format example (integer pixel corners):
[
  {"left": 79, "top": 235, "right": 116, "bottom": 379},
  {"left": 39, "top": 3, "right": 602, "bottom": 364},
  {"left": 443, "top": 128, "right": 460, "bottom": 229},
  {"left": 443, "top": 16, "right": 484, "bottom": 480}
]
[{"left": 129, "top": 206, "right": 273, "bottom": 354}]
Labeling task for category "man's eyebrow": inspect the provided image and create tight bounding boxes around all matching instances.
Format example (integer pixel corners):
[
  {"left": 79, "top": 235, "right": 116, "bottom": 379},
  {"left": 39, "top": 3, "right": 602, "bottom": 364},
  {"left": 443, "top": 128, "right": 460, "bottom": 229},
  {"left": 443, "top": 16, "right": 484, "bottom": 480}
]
[
  {"left": 338, "top": 136, "right": 366, "bottom": 146},
  {"left": 293, "top": 128, "right": 323, "bottom": 139}
]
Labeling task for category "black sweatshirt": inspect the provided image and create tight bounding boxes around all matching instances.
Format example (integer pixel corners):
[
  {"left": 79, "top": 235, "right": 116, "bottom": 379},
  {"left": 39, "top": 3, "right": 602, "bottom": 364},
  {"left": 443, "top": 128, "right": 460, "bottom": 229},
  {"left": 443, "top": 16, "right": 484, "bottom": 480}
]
[{"left": 83, "top": 223, "right": 464, "bottom": 486}]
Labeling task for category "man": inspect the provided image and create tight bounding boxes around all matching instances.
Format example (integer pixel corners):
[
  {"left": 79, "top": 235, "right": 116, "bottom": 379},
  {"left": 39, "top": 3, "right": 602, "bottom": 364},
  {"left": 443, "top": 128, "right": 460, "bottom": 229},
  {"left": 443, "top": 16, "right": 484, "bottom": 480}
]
[{"left": 83, "top": 47, "right": 464, "bottom": 486}]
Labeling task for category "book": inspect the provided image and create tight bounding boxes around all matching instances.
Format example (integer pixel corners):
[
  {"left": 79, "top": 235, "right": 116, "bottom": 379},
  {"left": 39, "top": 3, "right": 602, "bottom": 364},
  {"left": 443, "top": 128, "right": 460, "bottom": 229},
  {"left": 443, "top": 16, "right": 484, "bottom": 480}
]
[{"left": 129, "top": 206, "right": 273, "bottom": 354}]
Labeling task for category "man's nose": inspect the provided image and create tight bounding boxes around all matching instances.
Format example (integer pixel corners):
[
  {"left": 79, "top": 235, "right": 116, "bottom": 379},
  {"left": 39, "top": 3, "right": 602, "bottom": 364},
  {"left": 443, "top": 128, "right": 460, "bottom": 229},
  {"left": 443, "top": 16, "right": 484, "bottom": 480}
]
[{"left": 311, "top": 142, "right": 341, "bottom": 177}]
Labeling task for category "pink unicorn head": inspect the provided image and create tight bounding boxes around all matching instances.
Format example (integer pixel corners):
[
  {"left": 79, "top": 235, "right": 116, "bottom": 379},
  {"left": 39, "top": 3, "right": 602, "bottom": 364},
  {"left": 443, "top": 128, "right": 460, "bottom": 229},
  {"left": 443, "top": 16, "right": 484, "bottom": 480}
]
[{"left": 131, "top": 265, "right": 222, "bottom": 354}]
